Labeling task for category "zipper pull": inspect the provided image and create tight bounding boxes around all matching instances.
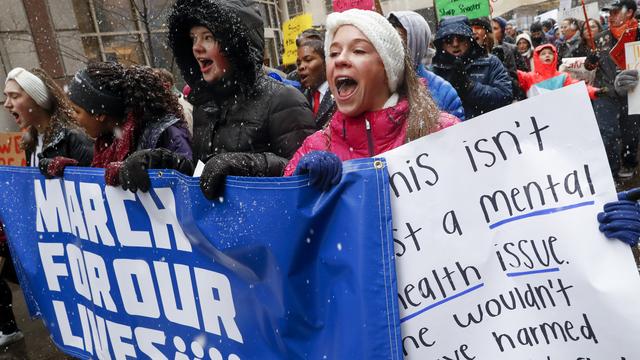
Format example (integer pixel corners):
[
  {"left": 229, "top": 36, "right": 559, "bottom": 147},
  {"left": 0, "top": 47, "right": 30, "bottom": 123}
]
[{"left": 365, "top": 118, "right": 374, "bottom": 157}]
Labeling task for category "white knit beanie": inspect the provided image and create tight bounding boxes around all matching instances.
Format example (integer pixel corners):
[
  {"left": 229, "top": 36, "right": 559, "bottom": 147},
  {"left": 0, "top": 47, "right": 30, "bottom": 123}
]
[
  {"left": 325, "top": 9, "right": 405, "bottom": 93},
  {"left": 5, "top": 67, "right": 52, "bottom": 111}
]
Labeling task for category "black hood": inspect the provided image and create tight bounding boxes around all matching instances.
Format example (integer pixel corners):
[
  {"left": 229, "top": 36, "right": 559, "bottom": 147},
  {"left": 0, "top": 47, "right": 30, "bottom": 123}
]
[
  {"left": 168, "top": 0, "right": 264, "bottom": 98},
  {"left": 433, "top": 15, "right": 486, "bottom": 64}
]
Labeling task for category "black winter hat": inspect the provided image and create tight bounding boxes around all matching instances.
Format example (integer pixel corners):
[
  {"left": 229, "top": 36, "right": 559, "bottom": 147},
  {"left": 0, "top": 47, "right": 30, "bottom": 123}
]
[
  {"left": 603, "top": 0, "right": 637, "bottom": 12},
  {"left": 433, "top": 15, "right": 486, "bottom": 62},
  {"left": 469, "top": 17, "right": 492, "bottom": 33},
  {"left": 530, "top": 22, "right": 543, "bottom": 33},
  {"left": 168, "top": 0, "right": 264, "bottom": 90}
]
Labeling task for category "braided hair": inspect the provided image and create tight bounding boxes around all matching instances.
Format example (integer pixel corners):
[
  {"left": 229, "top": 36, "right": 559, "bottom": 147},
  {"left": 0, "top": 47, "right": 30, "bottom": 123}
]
[{"left": 84, "top": 62, "right": 185, "bottom": 127}]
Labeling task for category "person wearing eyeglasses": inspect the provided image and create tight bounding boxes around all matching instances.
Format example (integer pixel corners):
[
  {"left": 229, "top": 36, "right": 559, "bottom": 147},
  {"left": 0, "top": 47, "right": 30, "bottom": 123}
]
[{"left": 431, "top": 16, "right": 513, "bottom": 119}]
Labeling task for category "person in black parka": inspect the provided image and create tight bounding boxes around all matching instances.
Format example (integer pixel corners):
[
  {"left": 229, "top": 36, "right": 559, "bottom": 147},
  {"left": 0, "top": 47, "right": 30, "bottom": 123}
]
[{"left": 168, "top": 0, "right": 316, "bottom": 199}]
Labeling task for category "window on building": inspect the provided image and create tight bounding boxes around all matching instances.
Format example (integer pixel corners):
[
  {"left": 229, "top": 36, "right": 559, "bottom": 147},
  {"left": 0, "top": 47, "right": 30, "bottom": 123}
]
[
  {"left": 287, "top": 0, "right": 304, "bottom": 16},
  {"left": 257, "top": 0, "right": 284, "bottom": 66},
  {"left": 71, "top": 0, "right": 172, "bottom": 68}
]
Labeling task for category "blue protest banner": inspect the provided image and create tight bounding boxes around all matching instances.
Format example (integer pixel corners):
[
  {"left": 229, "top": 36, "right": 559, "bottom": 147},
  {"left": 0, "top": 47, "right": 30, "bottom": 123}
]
[{"left": 0, "top": 158, "right": 401, "bottom": 359}]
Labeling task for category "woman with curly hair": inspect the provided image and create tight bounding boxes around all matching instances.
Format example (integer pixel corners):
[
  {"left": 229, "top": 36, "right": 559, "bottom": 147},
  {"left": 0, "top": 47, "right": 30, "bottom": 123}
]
[
  {"left": 66, "top": 61, "right": 193, "bottom": 192},
  {"left": 3, "top": 67, "right": 93, "bottom": 175}
]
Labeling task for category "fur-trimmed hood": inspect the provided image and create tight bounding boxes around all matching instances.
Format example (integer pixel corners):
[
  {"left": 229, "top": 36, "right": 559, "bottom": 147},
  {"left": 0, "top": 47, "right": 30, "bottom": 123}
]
[{"left": 168, "top": 0, "right": 264, "bottom": 98}]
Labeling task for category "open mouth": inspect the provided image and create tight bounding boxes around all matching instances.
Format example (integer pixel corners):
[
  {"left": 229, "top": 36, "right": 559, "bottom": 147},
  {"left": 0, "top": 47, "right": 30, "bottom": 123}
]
[
  {"left": 335, "top": 76, "right": 358, "bottom": 98},
  {"left": 197, "top": 58, "right": 214, "bottom": 72},
  {"left": 10, "top": 112, "right": 19, "bottom": 121}
]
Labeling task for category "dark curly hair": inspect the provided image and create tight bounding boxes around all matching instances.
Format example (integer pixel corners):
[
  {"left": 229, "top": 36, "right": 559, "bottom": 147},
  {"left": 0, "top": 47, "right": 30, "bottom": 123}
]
[
  {"left": 84, "top": 62, "right": 185, "bottom": 128},
  {"left": 21, "top": 68, "right": 82, "bottom": 151}
]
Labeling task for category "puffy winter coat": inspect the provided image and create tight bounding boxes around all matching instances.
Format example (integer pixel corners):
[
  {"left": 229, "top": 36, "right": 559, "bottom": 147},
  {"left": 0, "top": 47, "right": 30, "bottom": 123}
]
[
  {"left": 284, "top": 98, "right": 460, "bottom": 175},
  {"left": 417, "top": 64, "right": 466, "bottom": 120},
  {"left": 432, "top": 16, "right": 513, "bottom": 119},
  {"left": 432, "top": 54, "right": 513, "bottom": 119},
  {"left": 190, "top": 75, "right": 315, "bottom": 165},
  {"left": 517, "top": 44, "right": 598, "bottom": 99},
  {"left": 25, "top": 126, "right": 93, "bottom": 167},
  {"left": 168, "top": 0, "right": 316, "bottom": 171}
]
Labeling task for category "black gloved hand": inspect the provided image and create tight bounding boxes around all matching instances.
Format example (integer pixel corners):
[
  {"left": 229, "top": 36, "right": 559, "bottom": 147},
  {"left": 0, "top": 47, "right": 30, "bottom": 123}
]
[
  {"left": 119, "top": 148, "right": 194, "bottom": 193},
  {"left": 614, "top": 69, "right": 639, "bottom": 96},
  {"left": 294, "top": 151, "right": 342, "bottom": 191},
  {"left": 584, "top": 52, "right": 600, "bottom": 71},
  {"left": 448, "top": 59, "right": 473, "bottom": 93},
  {"left": 38, "top": 156, "right": 79, "bottom": 178},
  {"left": 200, "top": 152, "right": 280, "bottom": 200}
]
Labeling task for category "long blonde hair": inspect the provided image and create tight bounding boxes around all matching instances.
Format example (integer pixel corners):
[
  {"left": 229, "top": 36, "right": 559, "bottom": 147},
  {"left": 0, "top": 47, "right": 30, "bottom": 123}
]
[{"left": 400, "top": 54, "right": 441, "bottom": 141}]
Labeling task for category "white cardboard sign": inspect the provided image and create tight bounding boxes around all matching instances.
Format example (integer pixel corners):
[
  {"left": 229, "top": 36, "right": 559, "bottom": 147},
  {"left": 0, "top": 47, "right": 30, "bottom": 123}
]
[
  {"left": 384, "top": 83, "right": 640, "bottom": 359},
  {"left": 625, "top": 41, "right": 640, "bottom": 115}
]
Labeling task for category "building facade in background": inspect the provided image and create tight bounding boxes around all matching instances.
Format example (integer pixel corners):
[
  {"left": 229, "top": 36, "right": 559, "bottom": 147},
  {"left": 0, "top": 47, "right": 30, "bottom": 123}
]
[
  {"left": 0, "top": 0, "right": 604, "bottom": 131},
  {"left": 0, "top": 0, "right": 288, "bottom": 130}
]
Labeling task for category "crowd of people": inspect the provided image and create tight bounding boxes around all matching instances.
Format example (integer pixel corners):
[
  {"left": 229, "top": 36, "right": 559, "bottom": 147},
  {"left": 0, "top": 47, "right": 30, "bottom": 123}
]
[{"left": 1, "top": 0, "right": 640, "bottom": 349}]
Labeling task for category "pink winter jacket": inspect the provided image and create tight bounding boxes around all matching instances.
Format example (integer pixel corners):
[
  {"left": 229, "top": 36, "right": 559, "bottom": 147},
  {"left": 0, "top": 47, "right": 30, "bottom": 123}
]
[{"left": 284, "top": 98, "right": 460, "bottom": 175}]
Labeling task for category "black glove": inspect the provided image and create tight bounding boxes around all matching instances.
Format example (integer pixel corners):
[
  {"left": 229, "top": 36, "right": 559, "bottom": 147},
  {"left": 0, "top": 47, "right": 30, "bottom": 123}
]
[
  {"left": 38, "top": 156, "right": 79, "bottom": 178},
  {"left": 200, "top": 152, "right": 285, "bottom": 200},
  {"left": 614, "top": 69, "right": 639, "bottom": 96},
  {"left": 119, "top": 148, "right": 194, "bottom": 193},
  {"left": 584, "top": 52, "right": 600, "bottom": 71},
  {"left": 448, "top": 59, "right": 473, "bottom": 93}
]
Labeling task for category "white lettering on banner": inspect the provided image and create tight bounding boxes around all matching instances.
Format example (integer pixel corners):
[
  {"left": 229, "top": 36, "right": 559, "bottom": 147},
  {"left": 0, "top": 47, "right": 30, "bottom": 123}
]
[
  {"left": 66, "top": 243, "right": 91, "bottom": 300},
  {"left": 84, "top": 250, "right": 118, "bottom": 312},
  {"left": 106, "top": 320, "right": 137, "bottom": 359},
  {"left": 77, "top": 304, "right": 93, "bottom": 354},
  {"left": 153, "top": 261, "right": 201, "bottom": 329},
  {"left": 383, "top": 84, "right": 640, "bottom": 358},
  {"left": 34, "top": 181, "right": 192, "bottom": 252},
  {"left": 37, "top": 242, "right": 245, "bottom": 346},
  {"left": 105, "top": 187, "right": 152, "bottom": 248},
  {"left": 35, "top": 179, "right": 71, "bottom": 233},
  {"left": 38, "top": 242, "right": 68, "bottom": 291},
  {"left": 32, "top": 174, "right": 246, "bottom": 357},
  {"left": 113, "top": 259, "right": 161, "bottom": 318},
  {"left": 134, "top": 327, "right": 167, "bottom": 360},
  {"left": 53, "top": 300, "right": 84, "bottom": 350},
  {"left": 195, "top": 267, "right": 244, "bottom": 344},
  {"left": 85, "top": 305, "right": 111, "bottom": 360},
  {"left": 138, "top": 189, "right": 192, "bottom": 252},
  {"left": 64, "top": 180, "right": 89, "bottom": 240},
  {"left": 79, "top": 182, "right": 115, "bottom": 246}
]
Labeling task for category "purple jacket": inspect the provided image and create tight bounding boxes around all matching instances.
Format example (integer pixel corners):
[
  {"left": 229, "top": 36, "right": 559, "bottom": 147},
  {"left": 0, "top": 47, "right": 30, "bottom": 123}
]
[{"left": 137, "top": 114, "right": 192, "bottom": 159}]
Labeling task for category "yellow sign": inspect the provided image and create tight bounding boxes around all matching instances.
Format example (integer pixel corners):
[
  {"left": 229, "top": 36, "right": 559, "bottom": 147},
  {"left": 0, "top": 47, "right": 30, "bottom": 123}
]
[{"left": 282, "top": 13, "right": 313, "bottom": 65}]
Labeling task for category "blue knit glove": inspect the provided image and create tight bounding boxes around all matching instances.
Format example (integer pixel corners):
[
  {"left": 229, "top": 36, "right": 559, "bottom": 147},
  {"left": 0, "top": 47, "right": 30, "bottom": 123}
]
[
  {"left": 597, "top": 188, "right": 640, "bottom": 246},
  {"left": 294, "top": 151, "right": 342, "bottom": 191}
]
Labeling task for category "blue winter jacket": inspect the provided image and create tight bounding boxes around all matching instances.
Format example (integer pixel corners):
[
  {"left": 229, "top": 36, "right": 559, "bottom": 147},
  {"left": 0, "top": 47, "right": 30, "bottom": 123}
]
[
  {"left": 432, "top": 16, "right": 513, "bottom": 119},
  {"left": 417, "top": 64, "right": 465, "bottom": 120}
]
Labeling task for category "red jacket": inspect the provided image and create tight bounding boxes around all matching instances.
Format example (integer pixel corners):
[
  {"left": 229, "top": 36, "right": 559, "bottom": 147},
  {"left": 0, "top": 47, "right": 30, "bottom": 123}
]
[
  {"left": 284, "top": 98, "right": 459, "bottom": 175},
  {"left": 517, "top": 44, "right": 599, "bottom": 99}
]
